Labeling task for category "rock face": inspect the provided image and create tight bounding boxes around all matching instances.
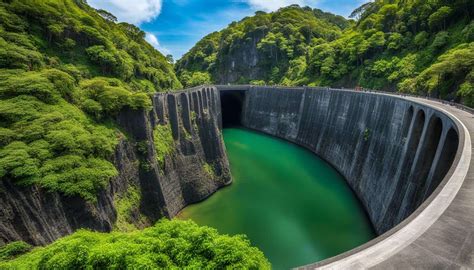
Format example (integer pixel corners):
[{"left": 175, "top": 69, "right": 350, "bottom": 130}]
[
  {"left": 216, "top": 34, "right": 265, "bottom": 84},
  {"left": 240, "top": 86, "right": 459, "bottom": 234},
  {"left": 0, "top": 87, "right": 231, "bottom": 246}
]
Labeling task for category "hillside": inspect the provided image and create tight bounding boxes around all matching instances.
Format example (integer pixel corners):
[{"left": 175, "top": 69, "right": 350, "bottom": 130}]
[
  {"left": 176, "top": 1, "right": 474, "bottom": 107},
  {"left": 0, "top": 0, "right": 181, "bottom": 201},
  {"left": 175, "top": 5, "right": 350, "bottom": 86}
]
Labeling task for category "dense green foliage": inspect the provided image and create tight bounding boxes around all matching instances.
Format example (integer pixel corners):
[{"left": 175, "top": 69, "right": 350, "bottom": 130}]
[
  {"left": 0, "top": 242, "right": 32, "bottom": 261},
  {"left": 0, "top": 219, "right": 270, "bottom": 269},
  {"left": 177, "top": 1, "right": 474, "bottom": 107},
  {"left": 0, "top": 0, "right": 181, "bottom": 201},
  {"left": 176, "top": 6, "right": 349, "bottom": 87}
]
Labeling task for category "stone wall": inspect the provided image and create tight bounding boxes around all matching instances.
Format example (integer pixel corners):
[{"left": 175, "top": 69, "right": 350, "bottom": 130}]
[{"left": 240, "top": 87, "right": 459, "bottom": 234}]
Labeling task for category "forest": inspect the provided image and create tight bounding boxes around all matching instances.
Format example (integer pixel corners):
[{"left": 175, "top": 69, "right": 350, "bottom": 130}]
[{"left": 176, "top": 0, "right": 474, "bottom": 107}]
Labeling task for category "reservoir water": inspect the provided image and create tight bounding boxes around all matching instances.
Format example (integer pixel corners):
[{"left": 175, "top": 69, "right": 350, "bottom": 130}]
[{"left": 178, "top": 128, "right": 375, "bottom": 269}]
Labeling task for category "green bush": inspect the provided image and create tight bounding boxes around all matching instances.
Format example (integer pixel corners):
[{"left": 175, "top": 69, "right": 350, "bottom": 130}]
[
  {"left": 0, "top": 220, "right": 271, "bottom": 269},
  {"left": 0, "top": 242, "right": 32, "bottom": 261}
]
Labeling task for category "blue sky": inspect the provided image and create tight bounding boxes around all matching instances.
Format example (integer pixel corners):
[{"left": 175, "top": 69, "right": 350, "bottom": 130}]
[{"left": 88, "top": 0, "right": 367, "bottom": 60}]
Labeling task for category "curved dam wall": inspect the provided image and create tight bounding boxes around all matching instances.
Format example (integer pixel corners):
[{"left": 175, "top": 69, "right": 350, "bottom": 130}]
[
  {"left": 239, "top": 86, "right": 459, "bottom": 234},
  {"left": 0, "top": 87, "right": 230, "bottom": 245}
]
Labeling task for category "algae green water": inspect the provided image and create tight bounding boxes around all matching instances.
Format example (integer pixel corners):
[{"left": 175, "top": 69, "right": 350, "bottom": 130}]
[{"left": 178, "top": 128, "right": 375, "bottom": 269}]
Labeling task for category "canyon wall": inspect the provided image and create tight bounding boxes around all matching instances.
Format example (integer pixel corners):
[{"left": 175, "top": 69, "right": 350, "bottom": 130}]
[
  {"left": 240, "top": 87, "right": 459, "bottom": 234},
  {"left": 0, "top": 87, "right": 230, "bottom": 245}
]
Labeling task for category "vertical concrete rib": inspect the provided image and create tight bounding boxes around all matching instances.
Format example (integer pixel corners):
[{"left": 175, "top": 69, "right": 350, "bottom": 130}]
[
  {"left": 422, "top": 125, "right": 459, "bottom": 201},
  {"left": 167, "top": 94, "right": 180, "bottom": 140},
  {"left": 180, "top": 93, "right": 192, "bottom": 133},
  {"left": 198, "top": 90, "right": 204, "bottom": 116},
  {"left": 380, "top": 107, "right": 425, "bottom": 231}
]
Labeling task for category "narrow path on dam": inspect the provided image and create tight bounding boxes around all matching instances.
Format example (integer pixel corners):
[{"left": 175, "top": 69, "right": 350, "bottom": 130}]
[{"left": 178, "top": 128, "right": 375, "bottom": 269}]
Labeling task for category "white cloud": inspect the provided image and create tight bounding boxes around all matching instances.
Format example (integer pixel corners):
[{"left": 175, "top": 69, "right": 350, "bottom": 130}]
[
  {"left": 145, "top": 32, "right": 170, "bottom": 55},
  {"left": 88, "top": 0, "right": 162, "bottom": 25},
  {"left": 246, "top": 0, "right": 318, "bottom": 12}
]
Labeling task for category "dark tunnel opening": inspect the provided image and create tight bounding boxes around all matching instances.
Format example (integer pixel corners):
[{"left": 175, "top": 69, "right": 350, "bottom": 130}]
[{"left": 220, "top": 91, "right": 246, "bottom": 128}]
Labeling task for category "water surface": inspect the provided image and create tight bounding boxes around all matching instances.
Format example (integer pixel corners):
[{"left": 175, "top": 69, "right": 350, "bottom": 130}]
[{"left": 179, "top": 128, "right": 375, "bottom": 269}]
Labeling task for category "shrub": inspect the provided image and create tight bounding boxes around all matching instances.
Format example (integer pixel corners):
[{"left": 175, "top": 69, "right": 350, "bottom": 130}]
[
  {"left": 0, "top": 69, "right": 74, "bottom": 103},
  {"left": 0, "top": 220, "right": 271, "bottom": 269},
  {"left": 0, "top": 242, "right": 32, "bottom": 261}
]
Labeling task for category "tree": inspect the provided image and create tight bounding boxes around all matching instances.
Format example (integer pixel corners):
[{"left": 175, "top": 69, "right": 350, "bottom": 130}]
[
  {"left": 387, "top": 33, "right": 403, "bottom": 51},
  {"left": 428, "top": 6, "right": 452, "bottom": 30},
  {"left": 96, "top": 9, "right": 117, "bottom": 22},
  {"left": 166, "top": 54, "right": 174, "bottom": 64},
  {"left": 349, "top": 2, "right": 375, "bottom": 21}
]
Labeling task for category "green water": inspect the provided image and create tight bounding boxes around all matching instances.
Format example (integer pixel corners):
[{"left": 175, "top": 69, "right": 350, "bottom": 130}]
[{"left": 178, "top": 128, "right": 375, "bottom": 269}]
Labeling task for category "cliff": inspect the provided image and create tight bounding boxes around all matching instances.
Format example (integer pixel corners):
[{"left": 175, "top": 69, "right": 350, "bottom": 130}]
[
  {"left": 0, "top": 87, "right": 231, "bottom": 246},
  {"left": 240, "top": 87, "right": 459, "bottom": 234}
]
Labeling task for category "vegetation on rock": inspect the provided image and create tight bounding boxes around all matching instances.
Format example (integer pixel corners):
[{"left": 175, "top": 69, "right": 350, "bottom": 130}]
[
  {"left": 203, "top": 162, "right": 216, "bottom": 179},
  {"left": 0, "top": 219, "right": 270, "bottom": 269},
  {"left": 153, "top": 123, "right": 175, "bottom": 166},
  {"left": 0, "top": 2, "right": 270, "bottom": 267},
  {"left": 176, "top": 1, "right": 474, "bottom": 107},
  {"left": 114, "top": 186, "right": 147, "bottom": 232},
  {"left": 0, "top": 242, "right": 32, "bottom": 261},
  {"left": 0, "top": 0, "right": 181, "bottom": 201}
]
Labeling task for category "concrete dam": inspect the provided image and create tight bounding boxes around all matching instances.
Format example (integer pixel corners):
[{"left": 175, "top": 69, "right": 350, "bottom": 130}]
[
  {"left": 1, "top": 85, "right": 472, "bottom": 268},
  {"left": 218, "top": 85, "right": 472, "bottom": 269}
]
